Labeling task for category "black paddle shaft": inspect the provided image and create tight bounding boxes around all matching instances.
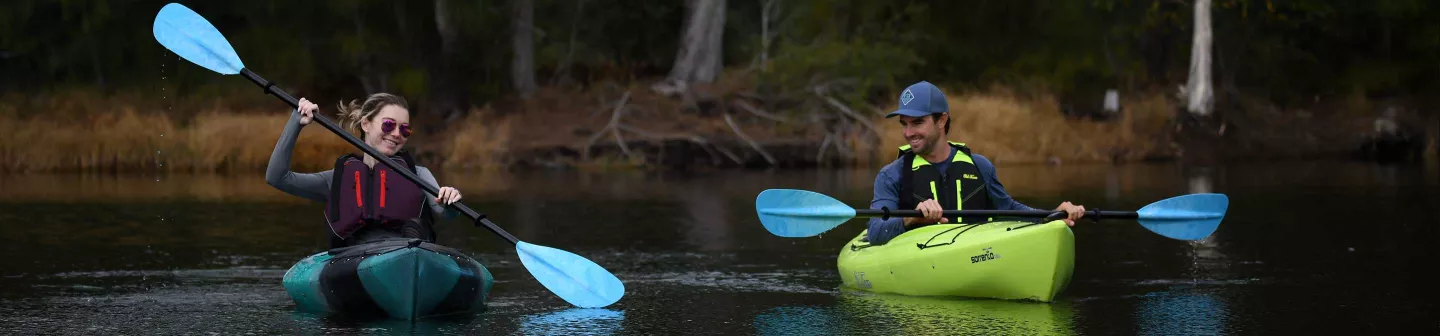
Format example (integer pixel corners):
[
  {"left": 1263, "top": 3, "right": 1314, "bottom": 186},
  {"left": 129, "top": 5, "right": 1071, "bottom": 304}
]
[
  {"left": 857, "top": 208, "right": 1138, "bottom": 221},
  {"left": 239, "top": 68, "right": 521, "bottom": 245}
]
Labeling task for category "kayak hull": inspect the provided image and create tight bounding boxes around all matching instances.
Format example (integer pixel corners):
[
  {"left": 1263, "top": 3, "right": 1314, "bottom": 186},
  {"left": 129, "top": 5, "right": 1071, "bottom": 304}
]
[
  {"left": 282, "top": 238, "right": 495, "bottom": 319},
  {"left": 837, "top": 220, "right": 1075, "bottom": 302}
]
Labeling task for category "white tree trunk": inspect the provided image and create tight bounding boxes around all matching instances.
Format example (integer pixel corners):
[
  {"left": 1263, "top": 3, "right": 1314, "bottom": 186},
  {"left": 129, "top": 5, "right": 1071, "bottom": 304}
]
[
  {"left": 1185, "top": 0, "right": 1214, "bottom": 116},
  {"left": 431, "top": 0, "right": 469, "bottom": 119},
  {"left": 760, "top": 0, "right": 773, "bottom": 72},
  {"left": 511, "top": 0, "right": 538, "bottom": 97},
  {"left": 668, "top": 0, "right": 727, "bottom": 84},
  {"left": 435, "top": 0, "right": 459, "bottom": 57}
]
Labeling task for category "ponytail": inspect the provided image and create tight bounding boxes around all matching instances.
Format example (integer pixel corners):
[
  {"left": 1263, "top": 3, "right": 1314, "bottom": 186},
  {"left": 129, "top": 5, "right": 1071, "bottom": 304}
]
[{"left": 335, "top": 93, "right": 409, "bottom": 137}]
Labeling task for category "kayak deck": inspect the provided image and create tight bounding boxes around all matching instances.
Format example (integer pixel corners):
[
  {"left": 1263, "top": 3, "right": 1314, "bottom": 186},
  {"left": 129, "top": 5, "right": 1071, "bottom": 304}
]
[
  {"left": 282, "top": 238, "right": 494, "bottom": 319},
  {"left": 837, "top": 220, "right": 1075, "bottom": 302}
]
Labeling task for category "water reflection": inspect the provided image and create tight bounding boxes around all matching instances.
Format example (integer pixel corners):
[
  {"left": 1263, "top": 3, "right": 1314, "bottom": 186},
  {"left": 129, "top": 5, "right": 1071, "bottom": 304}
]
[
  {"left": 753, "top": 306, "right": 844, "bottom": 336},
  {"left": 518, "top": 308, "right": 625, "bottom": 336},
  {"left": 287, "top": 311, "right": 479, "bottom": 335},
  {"left": 832, "top": 290, "right": 1077, "bottom": 336},
  {"left": 679, "top": 190, "right": 733, "bottom": 252},
  {"left": 1135, "top": 291, "right": 1228, "bottom": 335},
  {"left": 1186, "top": 166, "right": 1215, "bottom": 194},
  {"left": 1106, "top": 170, "right": 1122, "bottom": 202},
  {"left": 1183, "top": 167, "right": 1230, "bottom": 279}
]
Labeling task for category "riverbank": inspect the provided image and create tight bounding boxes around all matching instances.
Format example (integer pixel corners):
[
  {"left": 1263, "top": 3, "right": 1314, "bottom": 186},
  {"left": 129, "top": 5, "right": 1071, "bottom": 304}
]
[{"left": 1, "top": 81, "right": 1433, "bottom": 173}]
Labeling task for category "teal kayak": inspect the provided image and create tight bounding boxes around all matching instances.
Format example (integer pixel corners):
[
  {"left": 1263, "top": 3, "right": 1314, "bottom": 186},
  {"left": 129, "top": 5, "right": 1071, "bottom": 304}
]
[{"left": 282, "top": 238, "right": 495, "bottom": 319}]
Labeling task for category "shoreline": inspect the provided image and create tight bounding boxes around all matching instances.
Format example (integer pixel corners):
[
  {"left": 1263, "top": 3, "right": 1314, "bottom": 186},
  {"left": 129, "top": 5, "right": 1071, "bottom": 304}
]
[
  {"left": 2, "top": 159, "right": 1434, "bottom": 203},
  {"left": 2, "top": 85, "right": 1433, "bottom": 173}
]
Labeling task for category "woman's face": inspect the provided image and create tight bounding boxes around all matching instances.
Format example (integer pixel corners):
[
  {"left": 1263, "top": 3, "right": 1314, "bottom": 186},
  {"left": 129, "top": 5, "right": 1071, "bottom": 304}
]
[{"left": 360, "top": 104, "right": 411, "bottom": 156}]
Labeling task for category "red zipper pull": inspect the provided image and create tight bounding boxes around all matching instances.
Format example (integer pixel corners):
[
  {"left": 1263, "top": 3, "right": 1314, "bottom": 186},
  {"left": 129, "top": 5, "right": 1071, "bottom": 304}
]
[{"left": 354, "top": 171, "right": 363, "bottom": 207}]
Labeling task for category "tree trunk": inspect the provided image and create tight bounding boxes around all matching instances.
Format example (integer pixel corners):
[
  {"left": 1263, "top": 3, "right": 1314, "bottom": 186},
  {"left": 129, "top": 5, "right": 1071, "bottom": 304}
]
[
  {"left": 91, "top": 39, "right": 106, "bottom": 92},
  {"left": 350, "top": 4, "right": 386, "bottom": 94},
  {"left": 551, "top": 0, "right": 586, "bottom": 85},
  {"left": 1185, "top": 0, "right": 1213, "bottom": 116},
  {"left": 760, "top": 0, "right": 773, "bottom": 72},
  {"left": 511, "top": 0, "right": 538, "bottom": 98},
  {"left": 435, "top": 0, "right": 460, "bottom": 57},
  {"left": 667, "top": 0, "right": 727, "bottom": 84},
  {"left": 432, "top": 0, "right": 464, "bottom": 120}
]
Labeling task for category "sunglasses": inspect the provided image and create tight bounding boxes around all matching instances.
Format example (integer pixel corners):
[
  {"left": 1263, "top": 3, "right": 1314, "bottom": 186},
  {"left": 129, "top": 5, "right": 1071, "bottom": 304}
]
[{"left": 381, "top": 118, "right": 412, "bottom": 138}]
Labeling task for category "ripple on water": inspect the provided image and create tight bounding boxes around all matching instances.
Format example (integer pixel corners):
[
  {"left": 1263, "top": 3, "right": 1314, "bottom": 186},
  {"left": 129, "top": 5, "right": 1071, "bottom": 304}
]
[
  {"left": 623, "top": 270, "right": 835, "bottom": 294},
  {"left": 47, "top": 267, "right": 287, "bottom": 280}
]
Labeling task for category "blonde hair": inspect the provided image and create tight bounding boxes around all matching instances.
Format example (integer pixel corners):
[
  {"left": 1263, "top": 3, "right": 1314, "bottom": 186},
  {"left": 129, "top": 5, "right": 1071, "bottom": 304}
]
[{"left": 336, "top": 93, "right": 410, "bottom": 136}]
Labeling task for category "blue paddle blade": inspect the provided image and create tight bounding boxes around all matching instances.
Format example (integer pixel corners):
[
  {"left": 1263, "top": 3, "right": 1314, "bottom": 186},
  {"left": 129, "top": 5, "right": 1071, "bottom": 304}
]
[
  {"left": 152, "top": 3, "right": 244, "bottom": 75},
  {"left": 516, "top": 241, "right": 625, "bottom": 308},
  {"left": 1136, "top": 193, "right": 1228, "bottom": 240},
  {"left": 755, "top": 189, "right": 859, "bottom": 238}
]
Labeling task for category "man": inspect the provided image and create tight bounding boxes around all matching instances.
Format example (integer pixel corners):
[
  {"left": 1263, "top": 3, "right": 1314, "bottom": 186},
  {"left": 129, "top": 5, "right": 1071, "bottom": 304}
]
[{"left": 866, "top": 81, "right": 1086, "bottom": 245}]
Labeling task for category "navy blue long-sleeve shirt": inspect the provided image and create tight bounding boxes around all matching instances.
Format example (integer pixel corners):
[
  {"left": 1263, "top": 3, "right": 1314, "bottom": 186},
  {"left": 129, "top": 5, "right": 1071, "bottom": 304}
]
[{"left": 866, "top": 146, "right": 1037, "bottom": 244}]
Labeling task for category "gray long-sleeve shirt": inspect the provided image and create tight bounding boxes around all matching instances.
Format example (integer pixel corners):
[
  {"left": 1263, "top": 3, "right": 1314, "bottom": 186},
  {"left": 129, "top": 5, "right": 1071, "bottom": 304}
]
[
  {"left": 265, "top": 109, "right": 458, "bottom": 220},
  {"left": 866, "top": 146, "right": 1038, "bottom": 245}
]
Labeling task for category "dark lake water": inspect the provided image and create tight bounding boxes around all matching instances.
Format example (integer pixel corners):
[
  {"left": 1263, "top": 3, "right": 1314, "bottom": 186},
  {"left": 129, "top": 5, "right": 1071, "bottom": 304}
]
[{"left": 2, "top": 161, "right": 1438, "bottom": 335}]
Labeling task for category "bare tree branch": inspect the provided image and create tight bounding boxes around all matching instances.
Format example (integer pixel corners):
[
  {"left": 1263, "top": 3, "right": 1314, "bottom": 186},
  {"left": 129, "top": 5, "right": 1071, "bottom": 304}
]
[
  {"left": 815, "top": 91, "right": 882, "bottom": 138},
  {"left": 616, "top": 125, "right": 742, "bottom": 165},
  {"left": 816, "top": 133, "right": 833, "bottom": 162},
  {"left": 732, "top": 99, "right": 787, "bottom": 123},
  {"left": 724, "top": 113, "right": 776, "bottom": 165},
  {"left": 582, "top": 91, "right": 631, "bottom": 160}
]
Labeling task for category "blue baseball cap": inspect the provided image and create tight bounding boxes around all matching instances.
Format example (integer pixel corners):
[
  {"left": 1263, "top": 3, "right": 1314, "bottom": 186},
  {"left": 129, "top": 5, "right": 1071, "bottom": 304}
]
[{"left": 886, "top": 81, "right": 949, "bottom": 118}]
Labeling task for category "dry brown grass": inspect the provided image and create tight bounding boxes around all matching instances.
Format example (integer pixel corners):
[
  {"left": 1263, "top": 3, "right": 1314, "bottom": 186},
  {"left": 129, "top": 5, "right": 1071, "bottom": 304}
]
[
  {"left": 869, "top": 85, "right": 1177, "bottom": 165},
  {"left": 0, "top": 93, "right": 352, "bottom": 173},
  {"left": 0, "top": 89, "right": 521, "bottom": 173},
  {"left": 2, "top": 83, "right": 1180, "bottom": 172},
  {"left": 439, "top": 106, "right": 513, "bottom": 171}
]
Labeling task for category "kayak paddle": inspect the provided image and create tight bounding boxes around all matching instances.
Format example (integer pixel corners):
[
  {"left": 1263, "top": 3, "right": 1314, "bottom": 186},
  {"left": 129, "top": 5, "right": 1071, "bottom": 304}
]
[
  {"left": 755, "top": 189, "right": 1227, "bottom": 241},
  {"left": 152, "top": 3, "right": 623, "bottom": 308}
]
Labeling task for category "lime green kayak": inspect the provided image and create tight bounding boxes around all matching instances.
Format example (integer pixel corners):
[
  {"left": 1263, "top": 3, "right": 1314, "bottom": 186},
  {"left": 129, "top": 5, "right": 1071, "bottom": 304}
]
[{"left": 837, "top": 220, "right": 1075, "bottom": 302}]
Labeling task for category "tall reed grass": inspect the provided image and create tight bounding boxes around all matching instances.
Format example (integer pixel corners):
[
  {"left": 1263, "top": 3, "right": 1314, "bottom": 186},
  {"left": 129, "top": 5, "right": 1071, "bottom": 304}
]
[
  {"left": 0, "top": 91, "right": 512, "bottom": 173},
  {"left": 1, "top": 85, "right": 1174, "bottom": 172},
  {"left": 867, "top": 86, "right": 1177, "bottom": 165}
]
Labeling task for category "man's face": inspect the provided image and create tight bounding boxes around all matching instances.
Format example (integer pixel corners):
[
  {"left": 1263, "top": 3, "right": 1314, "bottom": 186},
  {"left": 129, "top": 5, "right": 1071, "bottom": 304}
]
[{"left": 898, "top": 114, "right": 945, "bottom": 155}]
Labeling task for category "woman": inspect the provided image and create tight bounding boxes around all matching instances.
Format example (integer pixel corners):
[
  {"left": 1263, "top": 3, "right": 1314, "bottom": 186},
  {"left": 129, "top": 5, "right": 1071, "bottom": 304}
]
[{"left": 266, "top": 93, "right": 463, "bottom": 248}]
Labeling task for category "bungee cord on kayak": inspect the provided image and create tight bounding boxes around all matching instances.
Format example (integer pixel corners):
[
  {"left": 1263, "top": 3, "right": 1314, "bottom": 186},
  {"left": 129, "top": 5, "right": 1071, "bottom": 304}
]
[{"left": 916, "top": 223, "right": 987, "bottom": 250}]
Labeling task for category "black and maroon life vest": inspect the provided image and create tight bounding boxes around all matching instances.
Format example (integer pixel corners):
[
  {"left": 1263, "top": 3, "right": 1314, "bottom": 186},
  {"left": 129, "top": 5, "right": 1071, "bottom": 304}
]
[{"left": 324, "top": 151, "right": 427, "bottom": 241}]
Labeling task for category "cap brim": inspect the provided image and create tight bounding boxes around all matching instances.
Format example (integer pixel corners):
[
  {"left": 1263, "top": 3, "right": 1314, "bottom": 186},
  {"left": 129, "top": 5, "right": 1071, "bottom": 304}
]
[{"left": 885, "top": 109, "right": 937, "bottom": 118}]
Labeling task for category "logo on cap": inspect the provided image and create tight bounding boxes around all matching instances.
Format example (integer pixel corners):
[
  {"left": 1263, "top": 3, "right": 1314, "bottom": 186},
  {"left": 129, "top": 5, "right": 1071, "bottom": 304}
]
[{"left": 900, "top": 90, "right": 915, "bottom": 106}]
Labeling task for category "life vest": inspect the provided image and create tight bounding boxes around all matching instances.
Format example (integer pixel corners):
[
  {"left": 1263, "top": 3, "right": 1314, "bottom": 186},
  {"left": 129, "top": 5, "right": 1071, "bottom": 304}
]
[
  {"left": 897, "top": 141, "right": 994, "bottom": 223},
  {"left": 324, "top": 151, "right": 428, "bottom": 241}
]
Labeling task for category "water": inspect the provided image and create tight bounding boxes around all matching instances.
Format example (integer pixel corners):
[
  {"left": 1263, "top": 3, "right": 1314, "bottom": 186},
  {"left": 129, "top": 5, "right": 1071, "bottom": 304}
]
[{"left": 2, "top": 161, "right": 1438, "bottom": 334}]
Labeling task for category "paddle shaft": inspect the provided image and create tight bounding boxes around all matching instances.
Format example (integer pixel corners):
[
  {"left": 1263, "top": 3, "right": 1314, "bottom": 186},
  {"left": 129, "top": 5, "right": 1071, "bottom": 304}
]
[
  {"left": 238, "top": 68, "right": 521, "bottom": 245},
  {"left": 858, "top": 208, "right": 1138, "bottom": 221}
]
